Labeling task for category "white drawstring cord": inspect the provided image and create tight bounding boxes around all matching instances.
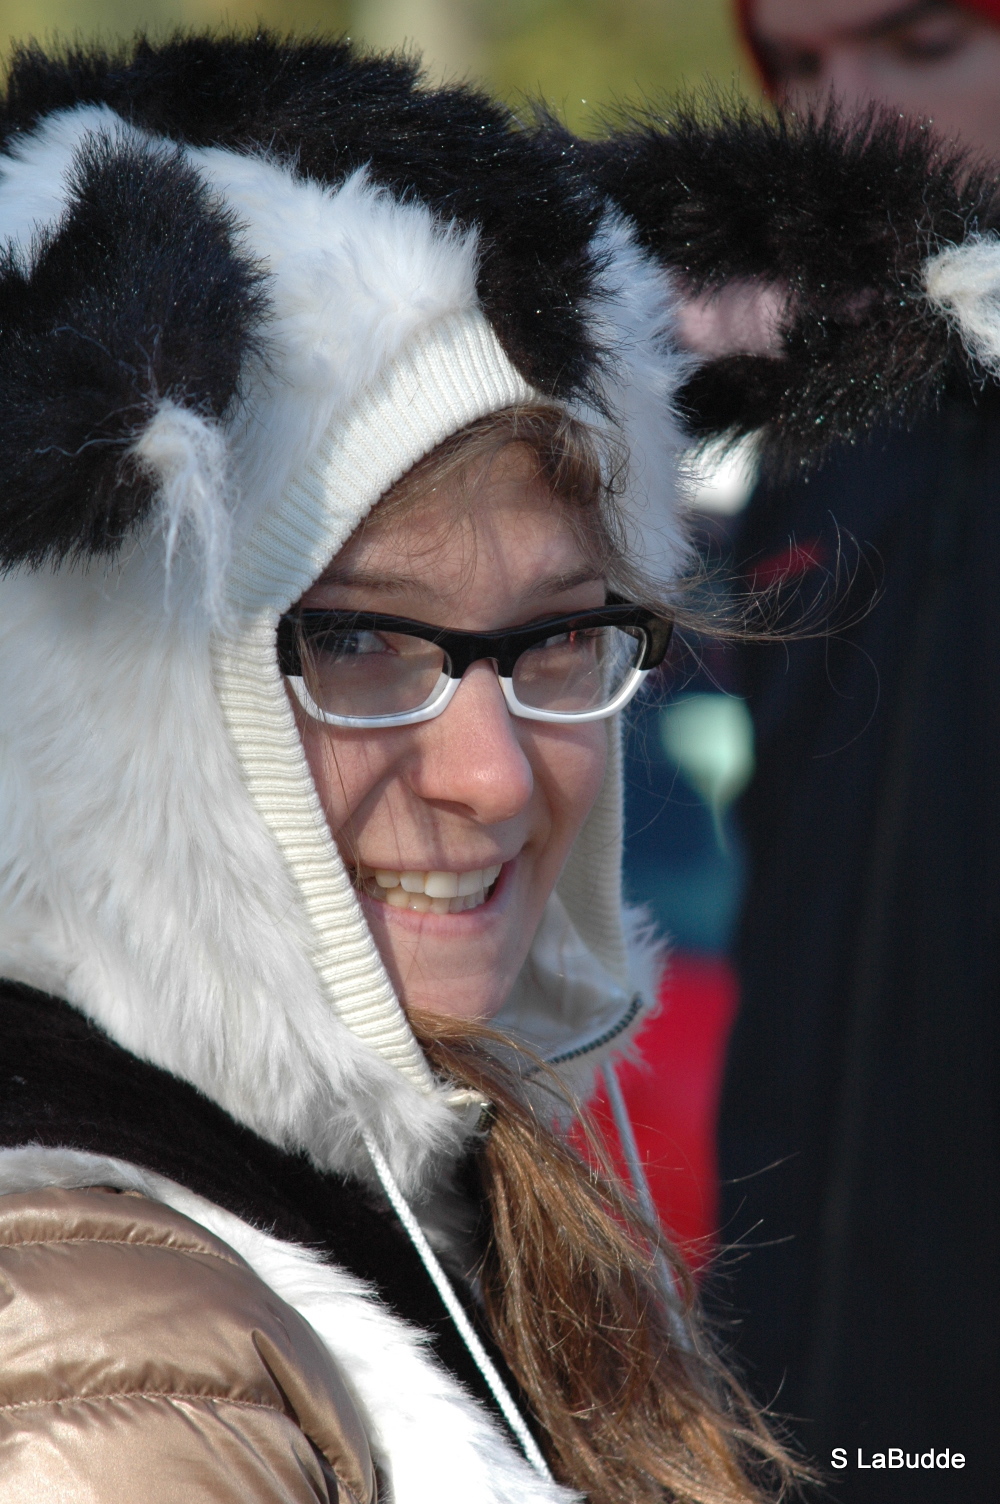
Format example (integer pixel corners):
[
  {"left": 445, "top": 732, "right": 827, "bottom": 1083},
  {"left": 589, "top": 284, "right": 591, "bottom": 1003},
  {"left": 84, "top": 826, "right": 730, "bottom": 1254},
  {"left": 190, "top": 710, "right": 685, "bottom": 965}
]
[
  {"left": 600, "top": 1061, "right": 692, "bottom": 1345},
  {"left": 361, "top": 1128, "right": 553, "bottom": 1480},
  {"left": 601, "top": 1059, "right": 660, "bottom": 1228}
]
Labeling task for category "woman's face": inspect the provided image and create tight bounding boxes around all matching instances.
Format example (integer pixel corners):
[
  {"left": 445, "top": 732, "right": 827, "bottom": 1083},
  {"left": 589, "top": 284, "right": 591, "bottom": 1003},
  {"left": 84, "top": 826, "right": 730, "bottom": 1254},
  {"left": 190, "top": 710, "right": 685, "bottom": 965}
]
[{"left": 294, "top": 445, "right": 609, "bottom": 1021}]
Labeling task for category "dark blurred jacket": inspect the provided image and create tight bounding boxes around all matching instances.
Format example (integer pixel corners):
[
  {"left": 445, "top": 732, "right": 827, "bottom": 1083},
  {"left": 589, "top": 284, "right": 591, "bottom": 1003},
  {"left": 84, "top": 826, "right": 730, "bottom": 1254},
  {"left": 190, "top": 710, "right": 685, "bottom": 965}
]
[{"left": 717, "top": 394, "right": 1000, "bottom": 1502}]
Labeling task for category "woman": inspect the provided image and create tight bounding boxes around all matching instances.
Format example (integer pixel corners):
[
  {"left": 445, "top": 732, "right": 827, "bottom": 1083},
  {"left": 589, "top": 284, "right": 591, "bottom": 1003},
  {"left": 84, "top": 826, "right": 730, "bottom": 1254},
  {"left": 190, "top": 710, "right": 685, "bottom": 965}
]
[{"left": 2, "top": 30, "right": 998, "bottom": 1504}]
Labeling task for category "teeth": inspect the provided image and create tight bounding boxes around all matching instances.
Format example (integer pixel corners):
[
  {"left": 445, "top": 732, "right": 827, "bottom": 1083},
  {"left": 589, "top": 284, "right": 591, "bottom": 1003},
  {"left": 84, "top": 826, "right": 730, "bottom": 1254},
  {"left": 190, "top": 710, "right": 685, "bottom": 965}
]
[{"left": 358, "top": 863, "right": 503, "bottom": 915}]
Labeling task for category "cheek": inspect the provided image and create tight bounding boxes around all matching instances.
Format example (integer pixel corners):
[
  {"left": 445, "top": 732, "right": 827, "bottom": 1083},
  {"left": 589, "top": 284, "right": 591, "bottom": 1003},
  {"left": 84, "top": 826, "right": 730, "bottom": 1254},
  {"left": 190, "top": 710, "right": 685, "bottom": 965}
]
[
  {"left": 299, "top": 724, "right": 349, "bottom": 832},
  {"left": 532, "top": 723, "right": 608, "bottom": 851},
  {"left": 298, "top": 719, "right": 392, "bottom": 846}
]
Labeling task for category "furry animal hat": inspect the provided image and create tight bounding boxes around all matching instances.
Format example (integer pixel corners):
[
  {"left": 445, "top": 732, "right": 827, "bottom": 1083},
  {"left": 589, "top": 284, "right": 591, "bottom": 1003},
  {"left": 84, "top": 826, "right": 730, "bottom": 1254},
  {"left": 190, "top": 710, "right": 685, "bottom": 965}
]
[{"left": 1, "top": 34, "right": 999, "bottom": 1191}]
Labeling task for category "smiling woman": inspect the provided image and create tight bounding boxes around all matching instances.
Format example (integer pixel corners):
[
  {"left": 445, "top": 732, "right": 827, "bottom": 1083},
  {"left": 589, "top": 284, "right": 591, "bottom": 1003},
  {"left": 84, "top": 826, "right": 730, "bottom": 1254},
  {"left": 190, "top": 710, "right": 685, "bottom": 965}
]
[
  {"left": 272, "top": 410, "right": 779, "bottom": 1496},
  {"left": 7, "top": 26, "right": 1000, "bottom": 1504},
  {"left": 0, "top": 33, "right": 787, "bottom": 1504},
  {"left": 299, "top": 447, "right": 609, "bottom": 1020}
]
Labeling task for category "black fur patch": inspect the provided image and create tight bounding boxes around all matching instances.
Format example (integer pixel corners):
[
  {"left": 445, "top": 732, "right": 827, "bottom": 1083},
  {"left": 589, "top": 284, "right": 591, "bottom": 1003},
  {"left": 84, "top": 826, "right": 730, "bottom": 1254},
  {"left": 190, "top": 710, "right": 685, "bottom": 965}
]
[
  {"left": 0, "top": 32, "right": 604, "bottom": 409},
  {"left": 0, "top": 132, "right": 266, "bottom": 566},
  {"left": 580, "top": 102, "right": 1000, "bottom": 469}
]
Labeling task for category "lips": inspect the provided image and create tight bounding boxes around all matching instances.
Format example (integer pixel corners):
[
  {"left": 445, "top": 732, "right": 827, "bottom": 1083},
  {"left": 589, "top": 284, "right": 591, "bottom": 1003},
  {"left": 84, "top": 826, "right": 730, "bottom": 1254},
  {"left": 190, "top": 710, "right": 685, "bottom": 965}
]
[{"left": 355, "top": 863, "right": 504, "bottom": 915}]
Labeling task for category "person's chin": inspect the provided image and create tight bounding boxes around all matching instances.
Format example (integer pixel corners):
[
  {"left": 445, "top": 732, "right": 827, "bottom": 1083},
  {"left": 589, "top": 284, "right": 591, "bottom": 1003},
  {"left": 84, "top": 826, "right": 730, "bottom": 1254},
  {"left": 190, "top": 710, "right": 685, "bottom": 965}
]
[{"left": 358, "top": 860, "right": 530, "bottom": 1019}]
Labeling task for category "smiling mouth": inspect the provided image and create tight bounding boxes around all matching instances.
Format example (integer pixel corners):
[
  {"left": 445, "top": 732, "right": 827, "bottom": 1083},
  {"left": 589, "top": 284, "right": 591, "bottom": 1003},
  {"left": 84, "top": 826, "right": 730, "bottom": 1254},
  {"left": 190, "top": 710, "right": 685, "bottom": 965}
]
[{"left": 355, "top": 863, "right": 504, "bottom": 915}]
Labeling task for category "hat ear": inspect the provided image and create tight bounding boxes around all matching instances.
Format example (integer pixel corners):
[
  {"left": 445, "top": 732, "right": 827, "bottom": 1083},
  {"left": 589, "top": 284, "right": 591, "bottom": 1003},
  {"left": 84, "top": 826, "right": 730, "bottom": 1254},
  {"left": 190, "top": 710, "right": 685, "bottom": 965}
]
[
  {"left": 581, "top": 102, "right": 1000, "bottom": 469},
  {"left": 0, "top": 127, "right": 266, "bottom": 568},
  {"left": 1, "top": 34, "right": 606, "bottom": 410}
]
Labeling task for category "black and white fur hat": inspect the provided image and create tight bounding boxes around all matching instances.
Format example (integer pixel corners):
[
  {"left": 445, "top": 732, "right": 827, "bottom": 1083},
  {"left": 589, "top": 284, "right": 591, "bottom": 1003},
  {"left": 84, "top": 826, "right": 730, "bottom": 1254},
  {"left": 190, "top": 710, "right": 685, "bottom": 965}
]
[
  {"left": 1, "top": 36, "right": 999, "bottom": 1198},
  {"left": 2, "top": 52, "right": 998, "bottom": 573},
  {"left": 0, "top": 34, "right": 691, "bottom": 588}
]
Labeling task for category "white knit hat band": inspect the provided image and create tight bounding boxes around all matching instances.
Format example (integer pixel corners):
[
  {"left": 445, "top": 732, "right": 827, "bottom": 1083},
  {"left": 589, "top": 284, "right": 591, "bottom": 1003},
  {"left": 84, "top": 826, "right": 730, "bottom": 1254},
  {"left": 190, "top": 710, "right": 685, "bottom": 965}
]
[{"left": 224, "top": 308, "right": 538, "bottom": 620}]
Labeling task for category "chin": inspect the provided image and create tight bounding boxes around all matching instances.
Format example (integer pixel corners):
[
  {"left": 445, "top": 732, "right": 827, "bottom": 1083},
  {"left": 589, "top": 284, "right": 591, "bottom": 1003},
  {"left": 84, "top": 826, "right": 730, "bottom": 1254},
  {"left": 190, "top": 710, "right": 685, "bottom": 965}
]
[
  {"left": 357, "top": 864, "right": 538, "bottom": 1022},
  {"left": 403, "top": 989, "right": 508, "bottom": 1023}
]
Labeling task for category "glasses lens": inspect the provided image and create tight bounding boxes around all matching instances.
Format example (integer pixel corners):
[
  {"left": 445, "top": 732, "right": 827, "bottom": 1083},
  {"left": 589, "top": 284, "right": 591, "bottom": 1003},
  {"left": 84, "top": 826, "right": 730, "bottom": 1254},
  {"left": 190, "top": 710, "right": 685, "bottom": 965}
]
[
  {"left": 298, "top": 626, "right": 448, "bottom": 720},
  {"left": 512, "top": 625, "right": 643, "bottom": 713}
]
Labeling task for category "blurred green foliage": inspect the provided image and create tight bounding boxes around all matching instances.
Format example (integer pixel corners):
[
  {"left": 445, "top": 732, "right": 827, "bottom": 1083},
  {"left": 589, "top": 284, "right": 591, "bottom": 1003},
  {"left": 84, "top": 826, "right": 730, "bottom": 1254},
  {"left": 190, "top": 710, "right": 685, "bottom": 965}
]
[
  {"left": 0, "top": 0, "right": 757, "bottom": 129},
  {"left": 482, "top": 0, "right": 754, "bottom": 132}
]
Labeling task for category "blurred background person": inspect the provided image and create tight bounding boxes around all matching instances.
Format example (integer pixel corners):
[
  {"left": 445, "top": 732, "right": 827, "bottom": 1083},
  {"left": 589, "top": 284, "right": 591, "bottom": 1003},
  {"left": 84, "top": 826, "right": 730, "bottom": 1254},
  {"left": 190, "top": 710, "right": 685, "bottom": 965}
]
[
  {"left": 713, "top": 1, "right": 1000, "bottom": 1497},
  {"left": 743, "top": 0, "right": 1000, "bottom": 152}
]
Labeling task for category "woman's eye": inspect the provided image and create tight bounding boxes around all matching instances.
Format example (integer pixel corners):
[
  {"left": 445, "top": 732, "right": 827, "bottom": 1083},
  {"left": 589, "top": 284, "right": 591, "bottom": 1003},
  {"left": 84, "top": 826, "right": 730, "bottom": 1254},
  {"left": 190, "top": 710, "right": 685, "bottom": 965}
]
[
  {"left": 563, "top": 628, "right": 601, "bottom": 651},
  {"left": 323, "top": 630, "right": 392, "bottom": 659},
  {"left": 886, "top": 15, "right": 971, "bottom": 62},
  {"left": 538, "top": 628, "right": 599, "bottom": 650}
]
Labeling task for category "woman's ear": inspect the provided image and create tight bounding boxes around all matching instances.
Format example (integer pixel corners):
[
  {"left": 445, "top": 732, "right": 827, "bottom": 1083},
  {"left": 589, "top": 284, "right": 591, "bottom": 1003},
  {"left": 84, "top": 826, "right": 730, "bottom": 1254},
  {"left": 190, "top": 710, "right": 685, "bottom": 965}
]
[{"left": 573, "top": 99, "right": 1000, "bottom": 474}]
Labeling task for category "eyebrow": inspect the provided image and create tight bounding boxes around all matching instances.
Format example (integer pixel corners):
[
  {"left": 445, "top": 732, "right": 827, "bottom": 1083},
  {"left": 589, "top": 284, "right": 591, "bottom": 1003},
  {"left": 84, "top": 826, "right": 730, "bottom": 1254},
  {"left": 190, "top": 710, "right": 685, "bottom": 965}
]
[
  {"left": 851, "top": 0, "right": 951, "bottom": 42},
  {"left": 763, "top": 0, "right": 950, "bottom": 55},
  {"left": 313, "top": 565, "right": 606, "bottom": 596}
]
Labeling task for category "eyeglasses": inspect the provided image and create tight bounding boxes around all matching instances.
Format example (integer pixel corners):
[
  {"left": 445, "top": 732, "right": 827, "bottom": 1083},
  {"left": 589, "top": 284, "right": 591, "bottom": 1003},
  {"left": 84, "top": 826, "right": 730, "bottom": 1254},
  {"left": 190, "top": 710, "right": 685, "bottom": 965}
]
[{"left": 277, "top": 603, "right": 674, "bottom": 728}]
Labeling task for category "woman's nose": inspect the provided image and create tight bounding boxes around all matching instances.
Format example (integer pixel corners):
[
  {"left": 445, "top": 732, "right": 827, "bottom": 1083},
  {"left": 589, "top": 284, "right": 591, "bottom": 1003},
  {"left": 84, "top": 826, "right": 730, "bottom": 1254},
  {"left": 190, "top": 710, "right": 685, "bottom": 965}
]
[{"left": 408, "top": 661, "right": 534, "bottom": 823}]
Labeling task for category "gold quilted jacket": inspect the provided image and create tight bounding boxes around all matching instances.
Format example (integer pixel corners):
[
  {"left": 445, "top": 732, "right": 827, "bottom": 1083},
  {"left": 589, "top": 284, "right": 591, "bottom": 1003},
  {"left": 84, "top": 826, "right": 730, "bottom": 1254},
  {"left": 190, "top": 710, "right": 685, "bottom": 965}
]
[{"left": 0, "top": 1186, "right": 375, "bottom": 1504}]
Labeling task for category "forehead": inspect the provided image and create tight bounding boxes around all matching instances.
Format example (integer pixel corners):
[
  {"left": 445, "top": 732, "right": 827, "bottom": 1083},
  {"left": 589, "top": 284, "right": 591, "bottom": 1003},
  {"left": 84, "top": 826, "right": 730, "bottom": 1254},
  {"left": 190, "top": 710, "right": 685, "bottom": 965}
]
[
  {"left": 754, "top": 0, "right": 907, "bottom": 37},
  {"left": 323, "top": 444, "right": 595, "bottom": 602}
]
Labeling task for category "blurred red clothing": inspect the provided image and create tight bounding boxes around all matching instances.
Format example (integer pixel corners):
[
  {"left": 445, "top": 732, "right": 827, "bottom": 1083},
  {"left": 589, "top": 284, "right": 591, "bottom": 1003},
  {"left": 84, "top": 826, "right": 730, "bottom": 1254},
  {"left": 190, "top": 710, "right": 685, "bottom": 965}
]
[{"left": 588, "top": 953, "right": 739, "bottom": 1272}]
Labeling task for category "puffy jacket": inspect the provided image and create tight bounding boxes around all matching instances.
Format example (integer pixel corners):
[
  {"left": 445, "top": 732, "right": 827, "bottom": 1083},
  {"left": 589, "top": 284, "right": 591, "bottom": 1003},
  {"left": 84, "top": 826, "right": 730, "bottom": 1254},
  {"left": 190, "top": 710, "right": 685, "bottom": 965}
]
[{"left": 0, "top": 1186, "right": 374, "bottom": 1504}]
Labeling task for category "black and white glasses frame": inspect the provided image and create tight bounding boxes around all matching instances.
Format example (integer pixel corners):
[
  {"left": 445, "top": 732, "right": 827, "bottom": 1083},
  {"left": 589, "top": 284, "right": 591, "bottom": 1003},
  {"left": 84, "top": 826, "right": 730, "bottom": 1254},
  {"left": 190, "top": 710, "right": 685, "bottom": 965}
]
[{"left": 277, "top": 603, "right": 674, "bottom": 729}]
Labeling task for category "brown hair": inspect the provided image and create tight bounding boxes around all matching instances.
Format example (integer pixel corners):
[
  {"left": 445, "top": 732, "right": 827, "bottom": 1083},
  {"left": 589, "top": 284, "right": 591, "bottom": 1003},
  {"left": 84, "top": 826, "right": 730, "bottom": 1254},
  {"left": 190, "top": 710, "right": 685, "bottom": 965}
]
[
  {"left": 364, "top": 402, "right": 777, "bottom": 643},
  {"left": 411, "top": 1011, "right": 800, "bottom": 1504},
  {"left": 350, "top": 406, "right": 803, "bottom": 1501}
]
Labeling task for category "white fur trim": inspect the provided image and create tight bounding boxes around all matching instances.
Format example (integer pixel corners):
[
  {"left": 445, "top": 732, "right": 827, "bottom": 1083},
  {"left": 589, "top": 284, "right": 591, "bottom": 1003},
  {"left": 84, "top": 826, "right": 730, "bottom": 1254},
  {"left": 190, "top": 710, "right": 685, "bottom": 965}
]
[
  {"left": 133, "top": 400, "right": 235, "bottom": 626},
  {"left": 924, "top": 233, "right": 1000, "bottom": 377},
  {"left": 0, "top": 1145, "right": 578, "bottom": 1504},
  {"left": 194, "top": 155, "right": 491, "bottom": 556},
  {"left": 0, "top": 559, "right": 462, "bottom": 1192}
]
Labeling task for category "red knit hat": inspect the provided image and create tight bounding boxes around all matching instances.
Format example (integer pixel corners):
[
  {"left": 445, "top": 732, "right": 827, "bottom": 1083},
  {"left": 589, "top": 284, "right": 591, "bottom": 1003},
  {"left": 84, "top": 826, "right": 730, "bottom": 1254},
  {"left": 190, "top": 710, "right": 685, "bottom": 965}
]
[{"left": 738, "top": 0, "right": 1000, "bottom": 91}]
